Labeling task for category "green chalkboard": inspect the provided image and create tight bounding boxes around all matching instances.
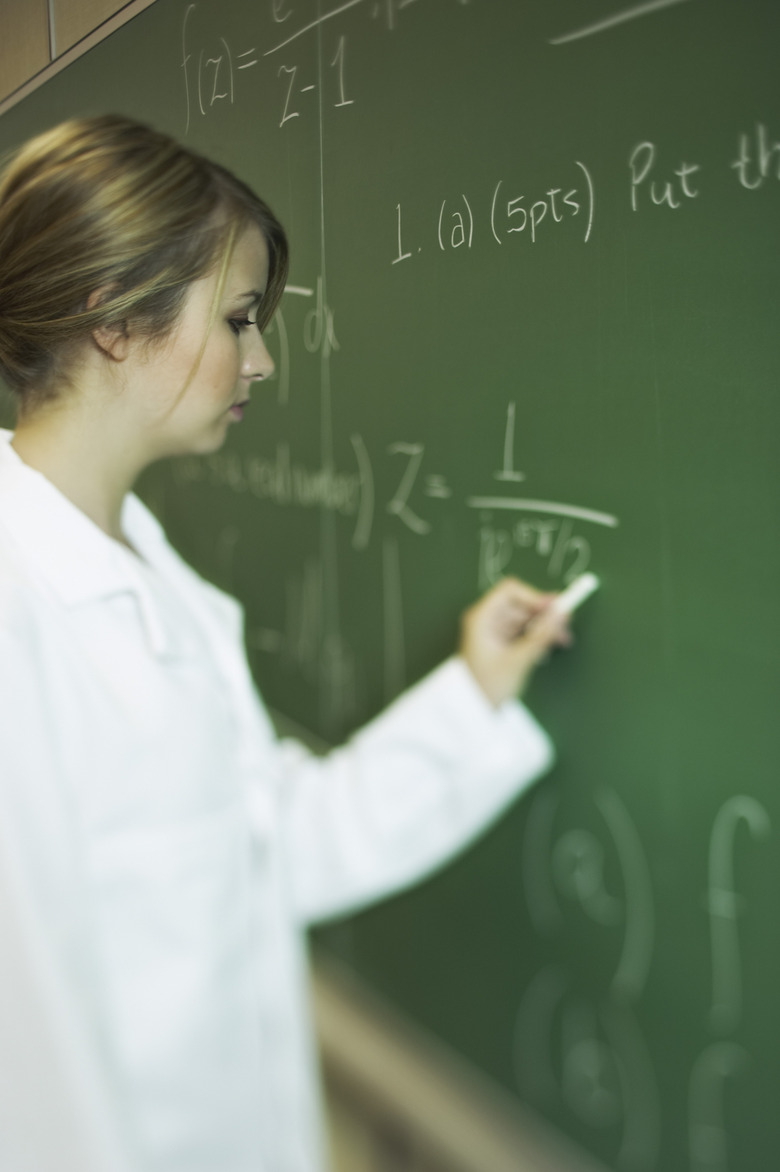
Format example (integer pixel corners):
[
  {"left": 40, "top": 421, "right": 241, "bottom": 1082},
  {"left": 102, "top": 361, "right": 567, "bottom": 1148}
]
[{"left": 1, "top": 1, "right": 779, "bottom": 1168}]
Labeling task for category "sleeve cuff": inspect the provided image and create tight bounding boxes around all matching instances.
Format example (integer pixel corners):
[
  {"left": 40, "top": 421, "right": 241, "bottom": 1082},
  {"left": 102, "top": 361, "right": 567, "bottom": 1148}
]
[{"left": 365, "top": 654, "right": 555, "bottom": 801}]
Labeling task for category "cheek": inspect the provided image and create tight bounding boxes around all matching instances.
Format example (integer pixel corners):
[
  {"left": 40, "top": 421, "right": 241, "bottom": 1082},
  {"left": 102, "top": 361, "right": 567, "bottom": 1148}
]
[{"left": 200, "top": 336, "right": 240, "bottom": 393}]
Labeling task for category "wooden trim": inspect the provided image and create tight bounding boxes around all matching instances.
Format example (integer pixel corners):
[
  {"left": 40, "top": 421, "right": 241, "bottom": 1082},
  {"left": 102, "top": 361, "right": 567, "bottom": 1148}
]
[
  {"left": 0, "top": 0, "right": 158, "bottom": 119},
  {"left": 311, "top": 953, "right": 609, "bottom": 1172},
  {"left": 0, "top": 1, "right": 51, "bottom": 106}
]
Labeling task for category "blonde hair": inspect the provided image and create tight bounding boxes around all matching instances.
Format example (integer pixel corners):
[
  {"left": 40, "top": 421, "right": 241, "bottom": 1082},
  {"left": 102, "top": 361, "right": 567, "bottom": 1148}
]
[{"left": 0, "top": 115, "right": 288, "bottom": 411}]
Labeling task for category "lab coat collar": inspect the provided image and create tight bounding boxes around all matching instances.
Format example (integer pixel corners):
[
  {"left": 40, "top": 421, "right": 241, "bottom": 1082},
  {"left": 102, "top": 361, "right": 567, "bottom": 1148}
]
[{"left": 0, "top": 430, "right": 174, "bottom": 656}]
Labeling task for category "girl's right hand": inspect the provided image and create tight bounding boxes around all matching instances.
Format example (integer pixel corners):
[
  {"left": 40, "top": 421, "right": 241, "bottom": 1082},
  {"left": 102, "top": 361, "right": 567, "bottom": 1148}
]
[{"left": 459, "top": 577, "right": 572, "bottom": 707}]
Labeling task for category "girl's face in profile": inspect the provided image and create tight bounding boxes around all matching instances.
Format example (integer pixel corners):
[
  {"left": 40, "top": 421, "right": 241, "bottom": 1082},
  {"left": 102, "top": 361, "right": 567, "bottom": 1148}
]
[{"left": 139, "top": 223, "right": 275, "bottom": 457}]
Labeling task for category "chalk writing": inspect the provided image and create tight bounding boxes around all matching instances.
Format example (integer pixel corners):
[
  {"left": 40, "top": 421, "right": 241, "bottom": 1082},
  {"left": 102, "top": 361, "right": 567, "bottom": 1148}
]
[
  {"left": 597, "top": 789, "right": 655, "bottom": 1002},
  {"left": 394, "top": 162, "right": 595, "bottom": 263},
  {"left": 275, "top": 40, "right": 356, "bottom": 127},
  {"left": 249, "top": 555, "right": 359, "bottom": 727},
  {"left": 350, "top": 434, "right": 375, "bottom": 549},
  {"left": 470, "top": 496, "right": 618, "bottom": 527},
  {"left": 285, "top": 557, "right": 324, "bottom": 679},
  {"left": 424, "top": 474, "right": 451, "bottom": 499},
  {"left": 629, "top": 141, "right": 701, "bottom": 211},
  {"left": 522, "top": 790, "right": 563, "bottom": 935},
  {"left": 494, "top": 403, "right": 525, "bottom": 483},
  {"left": 278, "top": 63, "right": 304, "bottom": 126},
  {"left": 472, "top": 404, "right": 617, "bottom": 587},
  {"left": 272, "top": 0, "right": 293, "bottom": 24},
  {"left": 215, "top": 524, "right": 241, "bottom": 593},
  {"left": 386, "top": 443, "right": 432, "bottom": 535},
  {"left": 491, "top": 161, "right": 594, "bottom": 245},
  {"left": 688, "top": 1043, "right": 750, "bottom": 1172},
  {"left": 478, "top": 519, "right": 591, "bottom": 589},
  {"left": 523, "top": 787, "right": 655, "bottom": 1001},
  {"left": 263, "top": 0, "right": 424, "bottom": 55},
  {"left": 331, "top": 36, "right": 354, "bottom": 107},
  {"left": 731, "top": 123, "right": 780, "bottom": 191},
  {"left": 549, "top": 0, "right": 699, "bottom": 46},
  {"left": 263, "top": 0, "right": 366, "bottom": 56},
  {"left": 382, "top": 536, "right": 407, "bottom": 701},
  {"left": 393, "top": 203, "right": 414, "bottom": 264},
  {"left": 518, "top": 788, "right": 659, "bottom": 1167},
  {"left": 707, "top": 795, "right": 772, "bottom": 1034},
  {"left": 181, "top": 3, "right": 360, "bottom": 132},
  {"left": 172, "top": 445, "right": 361, "bottom": 516},
  {"left": 391, "top": 127, "right": 780, "bottom": 262},
  {"left": 515, "top": 968, "right": 661, "bottom": 1169},
  {"left": 519, "top": 782, "right": 772, "bottom": 1169},
  {"left": 438, "top": 195, "right": 474, "bottom": 250},
  {"left": 553, "top": 830, "right": 622, "bottom": 927},
  {"left": 304, "top": 277, "right": 340, "bottom": 359},
  {"left": 181, "top": 5, "right": 256, "bottom": 132}
]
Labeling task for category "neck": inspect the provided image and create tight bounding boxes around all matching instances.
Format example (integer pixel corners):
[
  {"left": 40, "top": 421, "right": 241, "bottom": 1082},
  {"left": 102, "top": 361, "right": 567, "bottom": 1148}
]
[{"left": 12, "top": 396, "right": 150, "bottom": 544}]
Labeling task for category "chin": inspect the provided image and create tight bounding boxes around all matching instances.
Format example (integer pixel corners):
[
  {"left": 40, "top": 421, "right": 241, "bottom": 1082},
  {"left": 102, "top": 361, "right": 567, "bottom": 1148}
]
[{"left": 182, "top": 423, "right": 231, "bottom": 457}]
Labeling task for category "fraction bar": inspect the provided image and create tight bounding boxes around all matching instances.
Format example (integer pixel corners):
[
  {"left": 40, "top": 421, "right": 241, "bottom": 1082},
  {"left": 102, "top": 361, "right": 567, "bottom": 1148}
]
[
  {"left": 466, "top": 497, "right": 619, "bottom": 528},
  {"left": 264, "top": 0, "right": 365, "bottom": 56}
]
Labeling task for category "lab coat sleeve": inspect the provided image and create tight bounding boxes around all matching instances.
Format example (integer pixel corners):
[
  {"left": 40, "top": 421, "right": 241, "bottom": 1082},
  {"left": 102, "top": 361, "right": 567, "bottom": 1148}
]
[{"left": 272, "top": 656, "right": 554, "bottom": 926}]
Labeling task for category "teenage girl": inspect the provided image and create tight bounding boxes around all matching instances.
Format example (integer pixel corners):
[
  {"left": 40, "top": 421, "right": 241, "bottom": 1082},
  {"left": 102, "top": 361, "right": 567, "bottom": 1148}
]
[{"left": 0, "top": 115, "right": 571, "bottom": 1172}]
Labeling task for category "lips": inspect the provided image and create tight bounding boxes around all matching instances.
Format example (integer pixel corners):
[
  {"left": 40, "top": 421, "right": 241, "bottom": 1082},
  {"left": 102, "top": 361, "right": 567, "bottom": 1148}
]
[{"left": 229, "top": 400, "right": 249, "bottom": 421}]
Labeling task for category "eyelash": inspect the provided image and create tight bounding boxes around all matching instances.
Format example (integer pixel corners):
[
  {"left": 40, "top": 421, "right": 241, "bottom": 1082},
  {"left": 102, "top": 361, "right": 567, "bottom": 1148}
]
[{"left": 229, "top": 317, "right": 257, "bottom": 336}]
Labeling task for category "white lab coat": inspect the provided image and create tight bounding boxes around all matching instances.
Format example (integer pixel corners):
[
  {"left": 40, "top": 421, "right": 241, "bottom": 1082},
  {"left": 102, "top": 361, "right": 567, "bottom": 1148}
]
[{"left": 0, "top": 429, "right": 554, "bottom": 1172}]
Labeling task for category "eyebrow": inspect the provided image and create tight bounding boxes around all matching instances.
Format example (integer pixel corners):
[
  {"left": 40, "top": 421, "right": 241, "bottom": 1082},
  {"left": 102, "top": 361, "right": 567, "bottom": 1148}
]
[{"left": 234, "top": 289, "right": 264, "bottom": 303}]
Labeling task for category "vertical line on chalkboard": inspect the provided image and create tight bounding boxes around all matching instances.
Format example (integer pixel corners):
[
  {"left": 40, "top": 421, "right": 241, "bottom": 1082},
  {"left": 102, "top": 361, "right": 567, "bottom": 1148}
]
[
  {"left": 522, "top": 790, "right": 562, "bottom": 936},
  {"left": 383, "top": 538, "right": 406, "bottom": 702},
  {"left": 316, "top": 17, "right": 332, "bottom": 471},
  {"left": 315, "top": 0, "right": 344, "bottom": 732},
  {"left": 647, "top": 297, "right": 682, "bottom": 822}
]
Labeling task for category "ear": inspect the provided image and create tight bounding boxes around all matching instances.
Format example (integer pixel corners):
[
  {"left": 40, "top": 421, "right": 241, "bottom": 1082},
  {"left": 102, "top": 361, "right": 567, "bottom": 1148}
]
[{"left": 87, "top": 287, "right": 131, "bottom": 362}]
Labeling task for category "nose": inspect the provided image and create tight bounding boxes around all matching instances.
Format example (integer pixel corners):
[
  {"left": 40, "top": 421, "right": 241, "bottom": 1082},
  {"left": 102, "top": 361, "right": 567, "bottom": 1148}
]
[{"left": 242, "top": 329, "right": 275, "bottom": 383}]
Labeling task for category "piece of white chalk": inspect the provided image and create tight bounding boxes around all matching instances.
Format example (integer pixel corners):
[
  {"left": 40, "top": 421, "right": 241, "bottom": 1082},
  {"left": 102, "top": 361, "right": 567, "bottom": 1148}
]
[{"left": 551, "top": 572, "right": 600, "bottom": 615}]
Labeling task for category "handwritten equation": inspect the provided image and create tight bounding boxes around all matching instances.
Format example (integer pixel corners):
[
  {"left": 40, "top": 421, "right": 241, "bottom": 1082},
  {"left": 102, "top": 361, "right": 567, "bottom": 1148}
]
[
  {"left": 179, "top": 0, "right": 725, "bottom": 138},
  {"left": 174, "top": 393, "right": 618, "bottom": 579},
  {"left": 517, "top": 787, "right": 772, "bottom": 1171},
  {"left": 180, "top": 0, "right": 428, "bottom": 134}
]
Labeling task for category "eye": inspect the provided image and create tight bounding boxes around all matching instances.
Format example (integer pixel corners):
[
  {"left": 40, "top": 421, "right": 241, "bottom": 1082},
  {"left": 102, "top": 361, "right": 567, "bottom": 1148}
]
[{"left": 228, "top": 316, "right": 257, "bottom": 336}]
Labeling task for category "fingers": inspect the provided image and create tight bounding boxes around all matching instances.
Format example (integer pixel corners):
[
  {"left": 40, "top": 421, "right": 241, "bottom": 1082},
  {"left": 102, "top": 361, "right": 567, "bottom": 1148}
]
[
  {"left": 518, "top": 602, "right": 572, "bottom": 664},
  {"left": 459, "top": 576, "right": 574, "bottom": 706},
  {"left": 465, "top": 577, "right": 553, "bottom": 639},
  {"left": 486, "top": 576, "right": 553, "bottom": 616}
]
